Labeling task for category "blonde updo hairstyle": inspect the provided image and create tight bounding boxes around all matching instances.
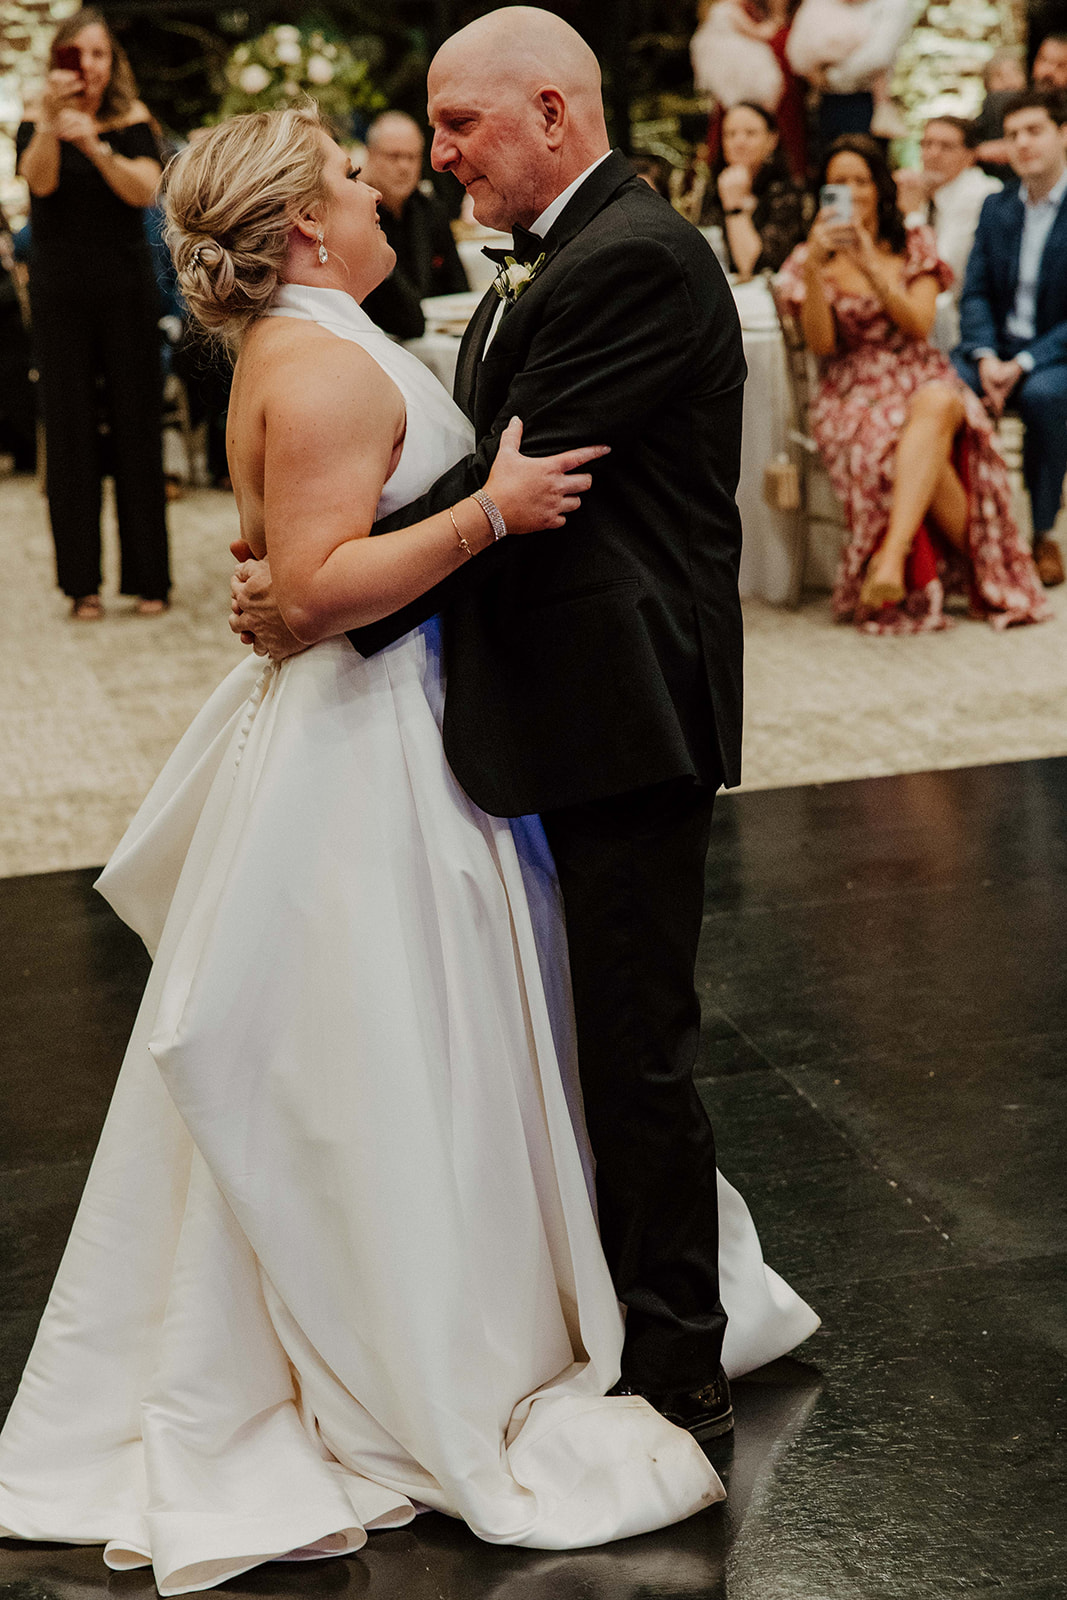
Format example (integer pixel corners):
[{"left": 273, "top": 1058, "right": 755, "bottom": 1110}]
[{"left": 164, "top": 106, "right": 330, "bottom": 346}]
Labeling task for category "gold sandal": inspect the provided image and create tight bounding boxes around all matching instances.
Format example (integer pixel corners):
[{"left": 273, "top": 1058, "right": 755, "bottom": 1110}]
[{"left": 858, "top": 574, "right": 906, "bottom": 610}]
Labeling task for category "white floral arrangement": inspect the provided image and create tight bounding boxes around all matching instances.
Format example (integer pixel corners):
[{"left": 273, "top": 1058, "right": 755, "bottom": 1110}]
[
  {"left": 891, "top": 0, "right": 1020, "bottom": 147},
  {"left": 218, "top": 23, "right": 384, "bottom": 123}
]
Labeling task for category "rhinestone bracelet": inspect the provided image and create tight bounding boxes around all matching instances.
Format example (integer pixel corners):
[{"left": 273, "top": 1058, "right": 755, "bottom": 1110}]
[{"left": 472, "top": 490, "right": 508, "bottom": 542}]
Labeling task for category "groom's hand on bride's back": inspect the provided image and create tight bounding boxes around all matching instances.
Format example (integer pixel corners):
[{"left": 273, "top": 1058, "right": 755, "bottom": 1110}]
[{"left": 228, "top": 540, "right": 307, "bottom": 661}]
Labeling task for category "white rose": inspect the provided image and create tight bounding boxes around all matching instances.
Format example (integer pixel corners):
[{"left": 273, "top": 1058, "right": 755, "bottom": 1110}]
[
  {"left": 306, "top": 54, "right": 333, "bottom": 85},
  {"left": 283, "top": 80, "right": 300, "bottom": 97},
  {"left": 238, "top": 63, "right": 271, "bottom": 94},
  {"left": 275, "top": 39, "right": 302, "bottom": 65},
  {"left": 274, "top": 24, "right": 301, "bottom": 42}
]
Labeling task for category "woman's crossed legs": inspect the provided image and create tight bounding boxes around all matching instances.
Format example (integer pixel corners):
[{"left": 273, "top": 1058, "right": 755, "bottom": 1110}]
[{"left": 861, "top": 381, "right": 968, "bottom": 608}]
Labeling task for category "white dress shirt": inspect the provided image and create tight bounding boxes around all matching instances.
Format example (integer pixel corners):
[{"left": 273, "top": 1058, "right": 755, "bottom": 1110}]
[
  {"left": 924, "top": 165, "right": 1002, "bottom": 295},
  {"left": 971, "top": 166, "right": 1067, "bottom": 369},
  {"left": 484, "top": 153, "right": 612, "bottom": 352},
  {"left": 904, "top": 165, "right": 1002, "bottom": 351},
  {"left": 529, "top": 151, "right": 612, "bottom": 239}
]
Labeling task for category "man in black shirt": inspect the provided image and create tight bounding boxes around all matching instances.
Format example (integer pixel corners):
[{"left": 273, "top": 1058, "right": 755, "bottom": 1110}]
[{"left": 361, "top": 111, "right": 469, "bottom": 339}]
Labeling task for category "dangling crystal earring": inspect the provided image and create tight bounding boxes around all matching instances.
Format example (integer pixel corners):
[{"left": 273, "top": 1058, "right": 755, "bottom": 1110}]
[{"left": 316, "top": 228, "right": 328, "bottom": 266}]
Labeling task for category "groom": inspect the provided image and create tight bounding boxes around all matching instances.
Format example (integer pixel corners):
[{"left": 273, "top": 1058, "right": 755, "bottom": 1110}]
[{"left": 233, "top": 5, "right": 745, "bottom": 1440}]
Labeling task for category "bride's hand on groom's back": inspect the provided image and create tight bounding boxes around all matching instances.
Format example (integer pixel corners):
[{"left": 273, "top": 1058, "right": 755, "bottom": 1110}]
[
  {"left": 484, "top": 418, "right": 609, "bottom": 536},
  {"left": 228, "top": 540, "right": 307, "bottom": 661}
]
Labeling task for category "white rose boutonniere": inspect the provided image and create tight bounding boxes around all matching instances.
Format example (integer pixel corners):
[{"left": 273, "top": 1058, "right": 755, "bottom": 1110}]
[{"left": 492, "top": 252, "right": 547, "bottom": 307}]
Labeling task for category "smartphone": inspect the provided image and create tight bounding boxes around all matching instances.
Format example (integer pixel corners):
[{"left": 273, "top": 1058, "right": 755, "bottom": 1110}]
[
  {"left": 54, "top": 43, "right": 84, "bottom": 79},
  {"left": 819, "top": 183, "right": 853, "bottom": 223}
]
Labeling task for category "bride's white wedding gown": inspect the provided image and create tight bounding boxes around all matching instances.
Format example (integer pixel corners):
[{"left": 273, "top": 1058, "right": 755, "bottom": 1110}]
[{"left": 0, "top": 286, "right": 818, "bottom": 1594}]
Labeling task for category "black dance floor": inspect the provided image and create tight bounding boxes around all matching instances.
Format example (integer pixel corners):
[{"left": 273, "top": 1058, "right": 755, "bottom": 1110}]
[{"left": 2, "top": 758, "right": 1066, "bottom": 1599}]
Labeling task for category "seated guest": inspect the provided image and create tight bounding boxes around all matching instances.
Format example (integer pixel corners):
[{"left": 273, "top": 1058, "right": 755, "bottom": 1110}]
[
  {"left": 971, "top": 48, "right": 1027, "bottom": 179},
  {"left": 1033, "top": 32, "right": 1067, "bottom": 93},
  {"left": 894, "top": 116, "right": 1000, "bottom": 347},
  {"left": 777, "top": 134, "right": 1048, "bottom": 632},
  {"left": 704, "top": 102, "right": 807, "bottom": 277},
  {"left": 690, "top": 1, "right": 807, "bottom": 181},
  {"left": 360, "top": 110, "right": 468, "bottom": 341},
  {"left": 952, "top": 87, "right": 1067, "bottom": 587}
]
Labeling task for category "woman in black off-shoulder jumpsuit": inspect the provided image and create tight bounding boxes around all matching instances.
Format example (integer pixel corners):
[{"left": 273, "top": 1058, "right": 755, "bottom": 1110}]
[{"left": 17, "top": 7, "right": 170, "bottom": 616}]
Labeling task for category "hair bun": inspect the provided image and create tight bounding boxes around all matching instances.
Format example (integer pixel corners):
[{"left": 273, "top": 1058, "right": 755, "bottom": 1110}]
[
  {"left": 163, "top": 106, "right": 330, "bottom": 345},
  {"left": 190, "top": 237, "right": 224, "bottom": 269}
]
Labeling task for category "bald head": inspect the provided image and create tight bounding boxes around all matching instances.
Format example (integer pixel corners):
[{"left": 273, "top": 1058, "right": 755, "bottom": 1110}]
[
  {"left": 367, "top": 110, "right": 423, "bottom": 149},
  {"left": 362, "top": 110, "right": 425, "bottom": 214},
  {"left": 433, "top": 7, "right": 603, "bottom": 108},
  {"left": 427, "top": 5, "right": 609, "bottom": 230}
]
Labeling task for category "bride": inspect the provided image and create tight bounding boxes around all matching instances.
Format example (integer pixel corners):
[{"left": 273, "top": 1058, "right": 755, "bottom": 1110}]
[{"left": 0, "top": 107, "right": 817, "bottom": 1594}]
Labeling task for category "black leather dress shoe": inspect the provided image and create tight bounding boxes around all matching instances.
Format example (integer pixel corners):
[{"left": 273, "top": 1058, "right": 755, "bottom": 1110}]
[{"left": 609, "top": 1366, "right": 733, "bottom": 1442}]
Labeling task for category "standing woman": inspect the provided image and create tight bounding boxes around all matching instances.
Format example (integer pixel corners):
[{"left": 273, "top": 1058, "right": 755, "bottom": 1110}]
[{"left": 17, "top": 7, "right": 170, "bottom": 619}]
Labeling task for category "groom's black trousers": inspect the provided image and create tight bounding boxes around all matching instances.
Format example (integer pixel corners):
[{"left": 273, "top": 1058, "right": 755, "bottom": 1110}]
[{"left": 540, "top": 776, "right": 726, "bottom": 1393}]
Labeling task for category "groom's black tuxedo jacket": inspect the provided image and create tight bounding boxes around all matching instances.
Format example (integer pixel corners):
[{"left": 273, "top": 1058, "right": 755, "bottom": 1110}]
[{"left": 348, "top": 151, "right": 746, "bottom": 817}]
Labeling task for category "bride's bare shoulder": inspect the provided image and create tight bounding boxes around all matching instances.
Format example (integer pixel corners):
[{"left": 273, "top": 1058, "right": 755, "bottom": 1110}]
[
  {"left": 241, "top": 317, "right": 398, "bottom": 405},
  {"left": 237, "top": 316, "right": 404, "bottom": 462}
]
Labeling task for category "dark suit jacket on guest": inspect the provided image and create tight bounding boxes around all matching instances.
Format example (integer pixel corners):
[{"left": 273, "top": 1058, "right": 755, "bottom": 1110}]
[
  {"left": 957, "top": 185, "right": 1067, "bottom": 371},
  {"left": 348, "top": 152, "right": 746, "bottom": 818},
  {"left": 363, "top": 187, "right": 469, "bottom": 341}
]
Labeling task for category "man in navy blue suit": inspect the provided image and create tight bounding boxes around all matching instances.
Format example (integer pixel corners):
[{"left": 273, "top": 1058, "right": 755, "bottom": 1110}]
[{"left": 952, "top": 86, "right": 1067, "bottom": 586}]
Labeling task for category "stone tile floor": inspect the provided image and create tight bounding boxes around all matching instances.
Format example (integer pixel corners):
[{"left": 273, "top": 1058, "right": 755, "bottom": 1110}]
[{"left": 2, "top": 757, "right": 1065, "bottom": 1598}]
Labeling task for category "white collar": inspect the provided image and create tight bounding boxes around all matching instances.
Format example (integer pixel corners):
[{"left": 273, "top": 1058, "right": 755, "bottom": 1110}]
[
  {"left": 932, "top": 166, "right": 977, "bottom": 200},
  {"left": 1023, "top": 165, "right": 1067, "bottom": 210},
  {"left": 530, "top": 152, "right": 612, "bottom": 239}
]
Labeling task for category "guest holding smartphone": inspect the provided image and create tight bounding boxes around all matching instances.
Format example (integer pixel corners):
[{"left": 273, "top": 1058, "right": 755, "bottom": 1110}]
[
  {"left": 17, "top": 7, "right": 170, "bottom": 619},
  {"left": 776, "top": 135, "right": 1046, "bottom": 633}
]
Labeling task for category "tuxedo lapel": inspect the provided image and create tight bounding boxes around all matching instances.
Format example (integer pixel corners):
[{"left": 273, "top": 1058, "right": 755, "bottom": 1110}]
[
  {"left": 536, "top": 151, "right": 643, "bottom": 257},
  {"left": 454, "top": 288, "right": 500, "bottom": 417},
  {"left": 1036, "top": 189, "right": 1067, "bottom": 325},
  {"left": 1003, "top": 189, "right": 1025, "bottom": 305}
]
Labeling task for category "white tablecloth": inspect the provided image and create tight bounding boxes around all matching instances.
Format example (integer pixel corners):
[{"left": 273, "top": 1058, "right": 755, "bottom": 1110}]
[
  {"left": 407, "top": 272, "right": 801, "bottom": 604},
  {"left": 731, "top": 278, "right": 804, "bottom": 605},
  {"left": 457, "top": 233, "right": 512, "bottom": 291}
]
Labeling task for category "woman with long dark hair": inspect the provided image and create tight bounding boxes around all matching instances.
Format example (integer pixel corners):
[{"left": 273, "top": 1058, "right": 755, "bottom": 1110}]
[
  {"left": 17, "top": 6, "right": 170, "bottom": 618},
  {"left": 777, "top": 134, "right": 1047, "bottom": 632},
  {"left": 704, "top": 101, "right": 807, "bottom": 278}
]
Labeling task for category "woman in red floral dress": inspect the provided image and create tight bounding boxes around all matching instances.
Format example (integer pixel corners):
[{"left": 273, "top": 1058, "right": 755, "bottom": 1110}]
[{"left": 777, "top": 135, "right": 1049, "bottom": 634}]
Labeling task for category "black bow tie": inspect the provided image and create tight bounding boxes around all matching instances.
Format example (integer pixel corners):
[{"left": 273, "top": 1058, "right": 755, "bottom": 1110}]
[
  {"left": 509, "top": 224, "right": 545, "bottom": 263},
  {"left": 482, "top": 223, "right": 546, "bottom": 268}
]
